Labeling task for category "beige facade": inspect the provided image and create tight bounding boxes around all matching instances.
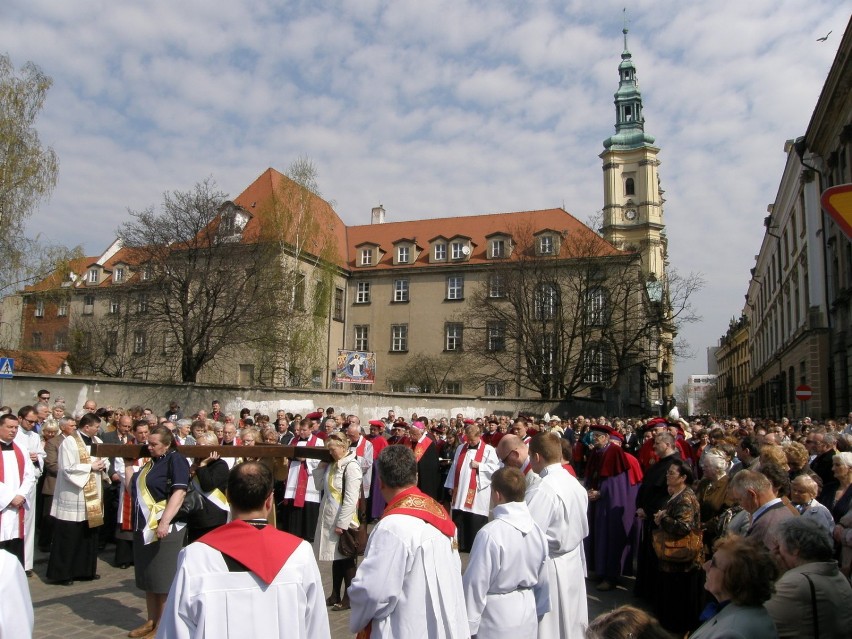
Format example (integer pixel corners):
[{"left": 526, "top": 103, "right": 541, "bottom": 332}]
[{"left": 716, "top": 315, "right": 750, "bottom": 417}]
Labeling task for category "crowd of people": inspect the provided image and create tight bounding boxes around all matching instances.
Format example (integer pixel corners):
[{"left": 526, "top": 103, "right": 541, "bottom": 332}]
[{"left": 3, "top": 391, "right": 852, "bottom": 637}]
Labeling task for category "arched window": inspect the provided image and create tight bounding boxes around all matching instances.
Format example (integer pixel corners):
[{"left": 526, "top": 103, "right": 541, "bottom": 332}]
[{"left": 625, "top": 178, "right": 635, "bottom": 196}]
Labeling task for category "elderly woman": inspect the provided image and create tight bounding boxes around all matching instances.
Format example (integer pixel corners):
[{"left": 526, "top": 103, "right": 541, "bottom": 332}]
[
  {"left": 129, "top": 425, "right": 188, "bottom": 639},
  {"left": 586, "top": 606, "right": 674, "bottom": 639},
  {"left": 765, "top": 518, "right": 852, "bottom": 638},
  {"left": 695, "top": 450, "right": 735, "bottom": 551},
  {"left": 651, "top": 458, "right": 704, "bottom": 635},
  {"left": 827, "top": 451, "right": 852, "bottom": 521},
  {"left": 790, "top": 475, "right": 834, "bottom": 533},
  {"left": 315, "top": 431, "right": 362, "bottom": 611},
  {"left": 690, "top": 535, "right": 778, "bottom": 638}
]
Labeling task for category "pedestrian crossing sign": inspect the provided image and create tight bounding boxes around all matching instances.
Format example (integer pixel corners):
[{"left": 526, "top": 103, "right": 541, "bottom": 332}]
[{"left": 0, "top": 357, "right": 14, "bottom": 379}]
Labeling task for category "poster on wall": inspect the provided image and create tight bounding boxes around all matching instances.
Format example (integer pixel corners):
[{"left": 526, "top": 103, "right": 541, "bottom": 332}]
[{"left": 336, "top": 350, "right": 376, "bottom": 384}]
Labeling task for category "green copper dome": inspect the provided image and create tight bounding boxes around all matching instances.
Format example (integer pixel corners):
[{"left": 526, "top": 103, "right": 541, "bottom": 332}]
[{"left": 603, "top": 27, "right": 656, "bottom": 150}]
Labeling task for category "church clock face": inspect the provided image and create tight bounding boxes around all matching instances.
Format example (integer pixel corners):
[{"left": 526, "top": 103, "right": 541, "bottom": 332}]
[{"left": 625, "top": 208, "right": 637, "bottom": 221}]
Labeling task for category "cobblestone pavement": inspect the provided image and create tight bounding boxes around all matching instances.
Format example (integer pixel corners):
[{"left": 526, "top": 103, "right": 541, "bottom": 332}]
[{"left": 29, "top": 546, "right": 637, "bottom": 639}]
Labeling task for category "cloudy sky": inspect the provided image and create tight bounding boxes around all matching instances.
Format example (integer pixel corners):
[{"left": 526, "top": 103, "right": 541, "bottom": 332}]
[{"left": 3, "top": 0, "right": 848, "bottom": 386}]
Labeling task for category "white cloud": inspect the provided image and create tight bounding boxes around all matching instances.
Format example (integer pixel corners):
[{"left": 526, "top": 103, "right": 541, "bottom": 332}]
[{"left": 1, "top": 0, "right": 847, "bottom": 389}]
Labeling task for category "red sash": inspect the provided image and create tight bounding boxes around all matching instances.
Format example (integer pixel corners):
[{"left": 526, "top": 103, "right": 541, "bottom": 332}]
[
  {"left": 199, "top": 519, "right": 302, "bottom": 585},
  {"left": 120, "top": 458, "right": 147, "bottom": 532},
  {"left": 522, "top": 458, "right": 532, "bottom": 476},
  {"left": 0, "top": 443, "right": 26, "bottom": 538},
  {"left": 293, "top": 436, "right": 318, "bottom": 507},
  {"left": 413, "top": 436, "right": 432, "bottom": 462},
  {"left": 452, "top": 442, "right": 486, "bottom": 509},
  {"left": 383, "top": 486, "right": 456, "bottom": 538},
  {"left": 355, "top": 436, "right": 367, "bottom": 458}
]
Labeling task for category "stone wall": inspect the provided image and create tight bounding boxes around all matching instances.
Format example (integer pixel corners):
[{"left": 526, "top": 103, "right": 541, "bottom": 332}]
[{"left": 0, "top": 372, "right": 607, "bottom": 421}]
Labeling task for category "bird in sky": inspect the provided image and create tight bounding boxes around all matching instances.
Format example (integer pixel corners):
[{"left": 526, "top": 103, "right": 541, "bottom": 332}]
[{"left": 816, "top": 30, "right": 832, "bottom": 42}]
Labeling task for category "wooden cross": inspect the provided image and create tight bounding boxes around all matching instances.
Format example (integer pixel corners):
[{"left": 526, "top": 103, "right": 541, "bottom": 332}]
[{"left": 92, "top": 443, "right": 333, "bottom": 463}]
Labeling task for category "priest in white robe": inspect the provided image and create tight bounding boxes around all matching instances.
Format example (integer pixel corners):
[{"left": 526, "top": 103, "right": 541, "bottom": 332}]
[
  {"left": 526, "top": 433, "right": 589, "bottom": 639},
  {"left": 495, "top": 435, "right": 541, "bottom": 490},
  {"left": 443, "top": 423, "right": 499, "bottom": 552},
  {"left": 0, "top": 548, "right": 33, "bottom": 638},
  {"left": 349, "top": 445, "right": 469, "bottom": 639},
  {"left": 158, "top": 462, "right": 329, "bottom": 639},
  {"left": 463, "top": 467, "right": 549, "bottom": 639},
  {"left": 13, "top": 408, "right": 44, "bottom": 572},
  {"left": 282, "top": 418, "right": 323, "bottom": 542},
  {"left": 0, "top": 415, "right": 36, "bottom": 567}
]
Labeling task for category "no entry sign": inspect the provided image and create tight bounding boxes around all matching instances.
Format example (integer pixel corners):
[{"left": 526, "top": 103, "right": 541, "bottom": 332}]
[{"left": 795, "top": 385, "right": 813, "bottom": 401}]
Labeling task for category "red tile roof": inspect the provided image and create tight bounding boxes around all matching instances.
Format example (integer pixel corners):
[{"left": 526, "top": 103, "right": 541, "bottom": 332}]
[{"left": 0, "top": 350, "right": 70, "bottom": 375}]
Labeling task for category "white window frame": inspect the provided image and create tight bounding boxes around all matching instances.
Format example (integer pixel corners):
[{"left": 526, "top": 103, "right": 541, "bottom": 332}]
[
  {"left": 356, "top": 281, "right": 371, "bottom": 303},
  {"left": 490, "top": 239, "right": 505, "bottom": 258},
  {"left": 487, "top": 321, "right": 505, "bottom": 351},
  {"left": 391, "top": 324, "right": 408, "bottom": 352},
  {"left": 587, "top": 287, "right": 605, "bottom": 325},
  {"left": 354, "top": 325, "right": 369, "bottom": 351},
  {"left": 57, "top": 300, "right": 68, "bottom": 317},
  {"left": 444, "top": 381, "right": 461, "bottom": 395},
  {"left": 113, "top": 267, "right": 124, "bottom": 283},
  {"left": 445, "top": 323, "right": 463, "bottom": 351},
  {"left": 488, "top": 274, "right": 506, "bottom": 298},
  {"left": 393, "top": 279, "right": 409, "bottom": 302},
  {"left": 584, "top": 346, "right": 605, "bottom": 384},
  {"left": 109, "top": 300, "right": 120, "bottom": 315},
  {"left": 34, "top": 300, "right": 44, "bottom": 317},
  {"left": 447, "top": 276, "right": 464, "bottom": 300},
  {"left": 137, "top": 293, "right": 148, "bottom": 313},
  {"left": 88, "top": 268, "right": 99, "bottom": 284},
  {"left": 397, "top": 246, "right": 409, "bottom": 264},
  {"left": 434, "top": 243, "right": 447, "bottom": 260},
  {"left": 133, "top": 331, "right": 146, "bottom": 355},
  {"left": 141, "top": 266, "right": 152, "bottom": 281},
  {"left": 451, "top": 242, "right": 464, "bottom": 260},
  {"left": 360, "top": 248, "right": 373, "bottom": 266},
  {"left": 535, "top": 283, "right": 559, "bottom": 320},
  {"left": 538, "top": 235, "right": 554, "bottom": 255}
]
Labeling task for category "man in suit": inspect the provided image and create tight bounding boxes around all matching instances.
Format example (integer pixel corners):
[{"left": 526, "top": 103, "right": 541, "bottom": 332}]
[
  {"left": 806, "top": 428, "right": 838, "bottom": 505},
  {"left": 101, "top": 414, "right": 133, "bottom": 547},
  {"left": 730, "top": 469, "right": 796, "bottom": 551}
]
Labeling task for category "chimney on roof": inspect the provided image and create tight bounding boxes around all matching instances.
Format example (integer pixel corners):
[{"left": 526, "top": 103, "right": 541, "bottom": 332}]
[{"left": 371, "top": 205, "right": 386, "bottom": 225}]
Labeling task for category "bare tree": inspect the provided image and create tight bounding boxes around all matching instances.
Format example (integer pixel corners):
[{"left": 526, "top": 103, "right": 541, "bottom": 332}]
[{"left": 386, "top": 351, "right": 476, "bottom": 395}]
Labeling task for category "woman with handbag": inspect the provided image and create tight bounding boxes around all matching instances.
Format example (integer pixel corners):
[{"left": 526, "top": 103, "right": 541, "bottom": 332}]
[
  {"left": 186, "top": 432, "right": 229, "bottom": 542},
  {"left": 650, "top": 458, "right": 704, "bottom": 636},
  {"left": 314, "top": 431, "right": 362, "bottom": 611},
  {"left": 127, "top": 425, "right": 188, "bottom": 639}
]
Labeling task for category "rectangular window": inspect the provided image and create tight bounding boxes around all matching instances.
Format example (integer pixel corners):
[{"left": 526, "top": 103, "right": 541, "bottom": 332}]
[
  {"left": 88, "top": 268, "right": 99, "bottom": 284},
  {"left": 445, "top": 323, "right": 463, "bottom": 351},
  {"left": 141, "top": 266, "right": 152, "bottom": 281},
  {"left": 540, "top": 334, "right": 557, "bottom": 376},
  {"left": 137, "top": 294, "right": 148, "bottom": 313},
  {"left": 444, "top": 381, "right": 461, "bottom": 395},
  {"left": 133, "top": 331, "right": 146, "bottom": 354},
  {"left": 397, "top": 246, "right": 409, "bottom": 264},
  {"left": 294, "top": 274, "right": 306, "bottom": 310},
  {"left": 58, "top": 300, "right": 68, "bottom": 317},
  {"left": 31, "top": 332, "right": 42, "bottom": 348},
  {"left": 391, "top": 324, "right": 408, "bottom": 352},
  {"left": 360, "top": 248, "right": 373, "bottom": 266},
  {"left": 451, "top": 242, "right": 465, "bottom": 260},
  {"left": 109, "top": 300, "right": 120, "bottom": 315},
  {"left": 106, "top": 331, "right": 118, "bottom": 355},
  {"left": 586, "top": 287, "right": 605, "bottom": 325},
  {"left": 393, "top": 279, "right": 409, "bottom": 302},
  {"left": 354, "top": 325, "right": 369, "bottom": 351},
  {"left": 538, "top": 236, "right": 554, "bottom": 255},
  {"left": 34, "top": 300, "right": 44, "bottom": 317},
  {"left": 535, "top": 283, "right": 559, "bottom": 320},
  {"left": 114, "top": 267, "right": 124, "bottom": 283},
  {"left": 488, "top": 274, "right": 506, "bottom": 298},
  {"left": 333, "top": 287, "right": 344, "bottom": 321},
  {"left": 54, "top": 332, "right": 67, "bottom": 351},
  {"left": 434, "top": 244, "right": 447, "bottom": 260},
  {"left": 83, "top": 294, "right": 95, "bottom": 315},
  {"left": 446, "top": 276, "right": 464, "bottom": 300},
  {"left": 485, "top": 381, "right": 505, "bottom": 397},
  {"left": 487, "top": 321, "right": 506, "bottom": 351},
  {"left": 356, "top": 281, "right": 371, "bottom": 303},
  {"left": 490, "top": 239, "right": 505, "bottom": 258},
  {"left": 584, "top": 346, "right": 606, "bottom": 383}
]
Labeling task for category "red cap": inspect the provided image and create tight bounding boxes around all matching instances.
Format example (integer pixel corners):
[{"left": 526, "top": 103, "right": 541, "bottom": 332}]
[
  {"left": 590, "top": 424, "right": 616, "bottom": 438},
  {"left": 305, "top": 411, "right": 323, "bottom": 420},
  {"left": 463, "top": 418, "right": 475, "bottom": 425},
  {"left": 368, "top": 420, "right": 384, "bottom": 427}
]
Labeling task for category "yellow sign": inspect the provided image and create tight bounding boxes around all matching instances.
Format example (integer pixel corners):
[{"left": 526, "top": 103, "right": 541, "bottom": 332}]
[{"left": 822, "top": 184, "right": 852, "bottom": 239}]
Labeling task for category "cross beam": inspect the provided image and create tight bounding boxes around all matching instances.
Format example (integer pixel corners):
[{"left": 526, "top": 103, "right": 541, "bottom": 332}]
[{"left": 92, "top": 443, "right": 333, "bottom": 463}]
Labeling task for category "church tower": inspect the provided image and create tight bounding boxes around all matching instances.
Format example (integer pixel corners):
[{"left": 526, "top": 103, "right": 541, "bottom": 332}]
[{"left": 600, "top": 25, "right": 667, "bottom": 283}]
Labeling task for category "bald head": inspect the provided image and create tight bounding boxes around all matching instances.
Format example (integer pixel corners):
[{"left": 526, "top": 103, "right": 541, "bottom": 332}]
[{"left": 495, "top": 434, "right": 526, "bottom": 469}]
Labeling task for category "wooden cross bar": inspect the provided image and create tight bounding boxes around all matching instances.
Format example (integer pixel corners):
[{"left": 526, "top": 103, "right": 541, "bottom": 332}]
[{"left": 91, "top": 443, "right": 333, "bottom": 463}]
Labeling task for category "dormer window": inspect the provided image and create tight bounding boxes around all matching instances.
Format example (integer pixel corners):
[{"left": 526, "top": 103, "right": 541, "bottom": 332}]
[
  {"left": 490, "top": 239, "right": 506, "bottom": 259},
  {"left": 451, "top": 241, "right": 465, "bottom": 260},
  {"left": 397, "top": 246, "right": 409, "bottom": 264},
  {"left": 218, "top": 206, "right": 250, "bottom": 243},
  {"left": 113, "top": 267, "right": 124, "bottom": 283},
  {"left": 88, "top": 268, "right": 99, "bottom": 284},
  {"left": 434, "top": 244, "right": 447, "bottom": 261},
  {"left": 360, "top": 248, "right": 373, "bottom": 266},
  {"left": 538, "top": 236, "right": 554, "bottom": 255}
]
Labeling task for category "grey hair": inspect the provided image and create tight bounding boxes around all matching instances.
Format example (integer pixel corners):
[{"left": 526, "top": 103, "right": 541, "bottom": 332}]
[
  {"left": 730, "top": 469, "right": 771, "bottom": 495},
  {"left": 791, "top": 474, "right": 819, "bottom": 495},
  {"left": 700, "top": 450, "right": 728, "bottom": 474},
  {"left": 176, "top": 418, "right": 192, "bottom": 429},
  {"left": 57, "top": 417, "right": 75, "bottom": 429},
  {"left": 834, "top": 451, "right": 852, "bottom": 468},
  {"left": 775, "top": 517, "right": 834, "bottom": 562},
  {"left": 34, "top": 402, "right": 49, "bottom": 411},
  {"left": 654, "top": 431, "right": 675, "bottom": 447},
  {"left": 823, "top": 432, "right": 838, "bottom": 447}
]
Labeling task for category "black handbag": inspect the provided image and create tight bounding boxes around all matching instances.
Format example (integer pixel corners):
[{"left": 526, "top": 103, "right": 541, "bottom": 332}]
[
  {"left": 165, "top": 452, "right": 205, "bottom": 520},
  {"left": 338, "top": 461, "right": 368, "bottom": 558}
]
